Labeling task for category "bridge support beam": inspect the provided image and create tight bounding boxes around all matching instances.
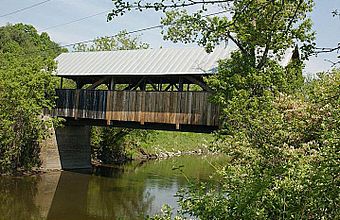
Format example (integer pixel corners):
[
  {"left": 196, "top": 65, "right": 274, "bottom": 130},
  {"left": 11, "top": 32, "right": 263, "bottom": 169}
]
[{"left": 41, "top": 125, "right": 91, "bottom": 170}]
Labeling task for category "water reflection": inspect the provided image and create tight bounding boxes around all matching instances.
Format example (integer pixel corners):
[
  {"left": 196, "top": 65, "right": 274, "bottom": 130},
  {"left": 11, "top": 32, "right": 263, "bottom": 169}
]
[
  {"left": 0, "top": 172, "right": 60, "bottom": 220},
  {"left": 0, "top": 155, "right": 224, "bottom": 220}
]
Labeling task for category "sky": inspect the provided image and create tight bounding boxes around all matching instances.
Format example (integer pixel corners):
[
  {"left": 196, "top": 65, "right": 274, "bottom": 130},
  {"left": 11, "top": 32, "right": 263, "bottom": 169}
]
[{"left": 0, "top": 0, "right": 339, "bottom": 75}]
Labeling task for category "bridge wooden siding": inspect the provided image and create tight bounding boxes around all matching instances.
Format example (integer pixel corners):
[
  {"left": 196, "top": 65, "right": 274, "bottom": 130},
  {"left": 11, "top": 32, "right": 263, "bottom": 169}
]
[{"left": 53, "top": 89, "right": 220, "bottom": 128}]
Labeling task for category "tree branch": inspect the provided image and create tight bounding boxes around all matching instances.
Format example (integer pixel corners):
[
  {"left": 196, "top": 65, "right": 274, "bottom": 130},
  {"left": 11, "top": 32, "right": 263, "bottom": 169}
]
[
  {"left": 257, "top": 0, "right": 284, "bottom": 69},
  {"left": 315, "top": 45, "right": 340, "bottom": 54},
  {"left": 324, "top": 59, "right": 340, "bottom": 67},
  {"left": 284, "top": 0, "right": 303, "bottom": 35},
  {"left": 108, "top": 0, "right": 233, "bottom": 18},
  {"left": 226, "top": 32, "right": 247, "bottom": 55}
]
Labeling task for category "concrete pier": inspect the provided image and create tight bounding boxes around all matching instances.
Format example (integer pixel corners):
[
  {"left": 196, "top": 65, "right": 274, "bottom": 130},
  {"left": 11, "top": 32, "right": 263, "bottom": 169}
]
[
  {"left": 41, "top": 125, "right": 91, "bottom": 170},
  {"left": 40, "top": 125, "right": 62, "bottom": 170}
]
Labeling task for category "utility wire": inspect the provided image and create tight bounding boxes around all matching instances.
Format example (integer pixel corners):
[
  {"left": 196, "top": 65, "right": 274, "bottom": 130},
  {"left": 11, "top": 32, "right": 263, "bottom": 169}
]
[
  {"left": 0, "top": 0, "right": 52, "bottom": 18},
  {"left": 60, "top": 10, "right": 227, "bottom": 48},
  {"left": 2, "top": 24, "right": 164, "bottom": 57},
  {"left": 38, "top": 6, "right": 141, "bottom": 32},
  {"left": 39, "top": 10, "right": 111, "bottom": 31},
  {"left": 4, "top": 10, "right": 227, "bottom": 55},
  {"left": 61, "top": 24, "right": 163, "bottom": 48}
]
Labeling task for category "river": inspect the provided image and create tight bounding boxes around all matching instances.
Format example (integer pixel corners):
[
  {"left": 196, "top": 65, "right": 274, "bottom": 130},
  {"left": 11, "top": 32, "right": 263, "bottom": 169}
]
[{"left": 0, "top": 155, "right": 225, "bottom": 220}]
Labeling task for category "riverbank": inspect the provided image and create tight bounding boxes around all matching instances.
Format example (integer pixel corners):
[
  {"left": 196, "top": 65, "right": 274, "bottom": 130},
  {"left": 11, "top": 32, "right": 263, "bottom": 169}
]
[
  {"left": 93, "top": 147, "right": 214, "bottom": 167},
  {"left": 127, "top": 130, "right": 214, "bottom": 160}
]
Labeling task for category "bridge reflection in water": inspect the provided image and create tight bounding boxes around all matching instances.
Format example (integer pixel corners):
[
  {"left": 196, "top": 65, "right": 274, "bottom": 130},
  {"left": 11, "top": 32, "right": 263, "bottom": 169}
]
[{"left": 0, "top": 155, "right": 224, "bottom": 220}]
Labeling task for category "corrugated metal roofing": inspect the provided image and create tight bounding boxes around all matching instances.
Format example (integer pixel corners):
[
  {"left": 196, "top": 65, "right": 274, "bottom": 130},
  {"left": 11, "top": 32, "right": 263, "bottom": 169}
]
[{"left": 55, "top": 47, "right": 231, "bottom": 76}]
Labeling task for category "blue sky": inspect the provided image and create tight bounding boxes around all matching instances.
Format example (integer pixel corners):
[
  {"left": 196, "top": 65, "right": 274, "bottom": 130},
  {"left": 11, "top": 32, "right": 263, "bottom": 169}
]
[{"left": 0, "top": 0, "right": 339, "bottom": 75}]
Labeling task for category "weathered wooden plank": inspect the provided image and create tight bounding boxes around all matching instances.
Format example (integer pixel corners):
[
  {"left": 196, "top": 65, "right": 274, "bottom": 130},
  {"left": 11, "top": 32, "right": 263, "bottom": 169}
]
[
  {"left": 144, "top": 92, "right": 150, "bottom": 123},
  {"left": 123, "top": 91, "right": 129, "bottom": 121},
  {"left": 127, "top": 91, "right": 133, "bottom": 121},
  {"left": 114, "top": 91, "right": 123, "bottom": 121},
  {"left": 151, "top": 92, "right": 157, "bottom": 123},
  {"left": 158, "top": 92, "right": 163, "bottom": 123},
  {"left": 74, "top": 89, "right": 80, "bottom": 120},
  {"left": 121, "top": 91, "right": 127, "bottom": 121},
  {"left": 53, "top": 90, "right": 219, "bottom": 127},
  {"left": 191, "top": 92, "right": 196, "bottom": 124},
  {"left": 135, "top": 91, "right": 141, "bottom": 122},
  {"left": 187, "top": 92, "right": 193, "bottom": 124},
  {"left": 201, "top": 92, "right": 207, "bottom": 125},
  {"left": 150, "top": 92, "right": 156, "bottom": 122},
  {"left": 169, "top": 92, "right": 177, "bottom": 124},
  {"left": 164, "top": 92, "right": 171, "bottom": 124},
  {"left": 194, "top": 92, "right": 200, "bottom": 125},
  {"left": 106, "top": 91, "right": 112, "bottom": 123},
  {"left": 182, "top": 92, "right": 188, "bottom": 124},
  {"left": 157, "top": 92, "right": 161, "bottom": 122},
  {"left": 140, "top": 91, "right": 146, "bottom": 125},
  {"left": 110, "top": 91, "right": 116, "bottom": 120},
  {"left": 131, "top": 91, "right": 137, "bottom": 121},
  {"left": 175, "top": 92, "right": 181, "bottom": 129}
]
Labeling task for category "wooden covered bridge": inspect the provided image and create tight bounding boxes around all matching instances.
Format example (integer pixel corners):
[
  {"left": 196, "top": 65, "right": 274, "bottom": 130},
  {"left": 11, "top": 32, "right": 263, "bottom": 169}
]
[{"left": 51, "top": 47, "right": 230, "bottom": 132}]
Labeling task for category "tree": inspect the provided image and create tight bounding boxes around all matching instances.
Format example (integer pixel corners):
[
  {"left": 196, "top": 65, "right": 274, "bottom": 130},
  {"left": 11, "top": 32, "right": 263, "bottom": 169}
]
[
  {"left": 0, "top": 23, "right": 64, "bottom": 174},
  {"left": 109, "top": 0, "right": 314, "bottom": 65},
  {"left": 72, "top": 30, "right": 151, "bottom": 164},
  {"left": 73, "top": 30, "right": 149, "bottom": 52},
  {"left": 109, "top": 1, "right": 339, "bottom": 219}
]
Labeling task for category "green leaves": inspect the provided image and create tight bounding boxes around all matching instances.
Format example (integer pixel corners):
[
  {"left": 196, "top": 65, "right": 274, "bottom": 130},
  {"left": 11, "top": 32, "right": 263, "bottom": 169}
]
[
  {"left": 108, "top": 0, "right": 315, "bottom": 66},
  {"left": 0, "top": 24, "right": 62, "bottom": 174},
  {"left": 169, "top": 68, "right": 339, "bottom": 219},
  {"left": 73, "top": 30, "right": 149, "bottom": 52}
]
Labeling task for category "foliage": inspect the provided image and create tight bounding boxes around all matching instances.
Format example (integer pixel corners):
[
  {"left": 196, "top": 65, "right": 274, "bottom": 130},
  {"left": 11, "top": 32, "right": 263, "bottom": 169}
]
[
  {"left": 149, "top": 69, "right": 340, "bottom": 219},
  {"left": 73, "top": 30, "right": 149, "bottom": 52},
  {"left": 109, "top": 0, "right": 314, "bottom": 63},
  {"left": 0, "top": 23, "right": 64, "bottom": 58},
  {"left": 0, "top": 23, "right": 64, "bottom": 174},
  {"left": 146, "top": 205, "right": 184, "bottom": 220},
  {"left": 107, "top": 1, "right": 339, "bottom": 219},
  {"left": 149, "top": 66, "right": 339, "bottom": 219},
  {"left": 92, "top": 127, "right": 151, "bottom": 164}
]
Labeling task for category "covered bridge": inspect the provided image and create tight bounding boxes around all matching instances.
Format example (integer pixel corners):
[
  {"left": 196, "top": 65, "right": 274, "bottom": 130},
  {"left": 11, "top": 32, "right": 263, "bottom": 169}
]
[{"left": 51, "top": 47, "right": 230, "bottom": 132}]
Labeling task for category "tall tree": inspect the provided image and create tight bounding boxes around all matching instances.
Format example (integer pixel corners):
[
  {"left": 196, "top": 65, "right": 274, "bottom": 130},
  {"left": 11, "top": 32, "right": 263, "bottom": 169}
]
[
  {"left": 0, "top": 23, "right": 64, "bottom": 174},
  {"left": 109, "top": 0, "right": 314, "bottom": 66}
]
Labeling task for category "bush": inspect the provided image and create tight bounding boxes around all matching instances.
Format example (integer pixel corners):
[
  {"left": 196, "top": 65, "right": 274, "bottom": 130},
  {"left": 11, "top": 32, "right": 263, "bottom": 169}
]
[
  {"left": 149, "top": 58, "right": 339, "bottom": 219},
  {"left": 91, "top": 127, "right": 151, "bottom": 164}
]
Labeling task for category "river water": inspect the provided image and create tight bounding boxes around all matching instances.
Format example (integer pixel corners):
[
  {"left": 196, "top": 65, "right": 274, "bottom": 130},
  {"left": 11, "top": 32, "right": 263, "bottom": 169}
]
[{"left": 0, "top": 155, "right": 224, "bottom": 220}]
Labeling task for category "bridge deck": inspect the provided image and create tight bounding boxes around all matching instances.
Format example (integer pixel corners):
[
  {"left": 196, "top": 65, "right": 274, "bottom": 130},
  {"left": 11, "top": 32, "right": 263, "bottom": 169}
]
[{"left": 51, "top": 89, "right": 219, "bottom": 131}]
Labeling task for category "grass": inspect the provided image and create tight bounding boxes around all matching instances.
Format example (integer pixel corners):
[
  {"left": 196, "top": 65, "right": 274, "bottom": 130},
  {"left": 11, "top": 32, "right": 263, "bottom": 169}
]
[{"left": 139, "top": 130, "right": 214, "bottom": 155}]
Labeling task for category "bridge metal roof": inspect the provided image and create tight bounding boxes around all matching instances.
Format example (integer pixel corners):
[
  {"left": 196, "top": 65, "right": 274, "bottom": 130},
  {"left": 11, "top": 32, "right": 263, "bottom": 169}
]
[{"left": 55, "top": 47, "right": 231, "bottom": 77}]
